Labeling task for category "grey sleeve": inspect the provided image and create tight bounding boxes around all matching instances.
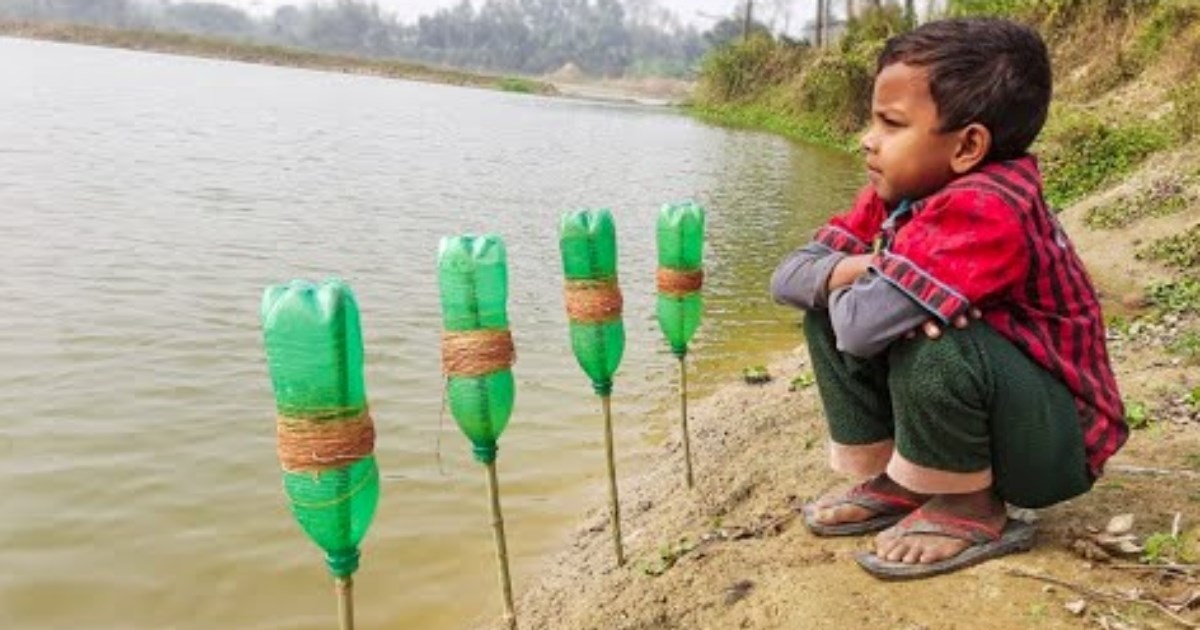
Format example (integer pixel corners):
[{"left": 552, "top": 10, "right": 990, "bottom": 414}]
[
  {"left": 828, "top": 272, "right": 933, "bottom": 358},
  {"left": 769, "top": 243, "right": 846, "bottom": 310}
]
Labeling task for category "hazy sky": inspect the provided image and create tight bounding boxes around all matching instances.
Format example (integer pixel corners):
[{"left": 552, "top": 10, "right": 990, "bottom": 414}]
[{"left": 218, "top": 0, "right": 825, "bottom": 31}]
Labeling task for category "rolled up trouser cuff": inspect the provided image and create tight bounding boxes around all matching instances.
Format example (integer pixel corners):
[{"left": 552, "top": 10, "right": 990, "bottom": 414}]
[
  {"left": 887, "top": 450, "right": 993, "bottom": 494},
  {"left": 829, "top": 439, "right": 893, "bottom": 478}
]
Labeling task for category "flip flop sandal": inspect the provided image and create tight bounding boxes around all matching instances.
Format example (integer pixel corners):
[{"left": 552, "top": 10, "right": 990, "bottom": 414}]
[
  {"left": 855, "top": 508, "right": 1036, "bottom": 580},
  {"left": 801, "top": 477, "right": 923, "bottom": 537}
]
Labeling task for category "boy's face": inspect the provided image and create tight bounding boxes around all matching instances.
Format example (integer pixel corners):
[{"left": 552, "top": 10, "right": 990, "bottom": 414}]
[{"left": 861, "top": 62, "right": 963, "bottom": 205}]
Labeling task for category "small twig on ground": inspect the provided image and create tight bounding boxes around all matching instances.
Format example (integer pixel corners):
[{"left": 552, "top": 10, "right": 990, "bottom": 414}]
[
  {"left": 1109, "top": 562, "right": 1199, "bottom": 578},
  {"left": 1007, "top": 568, "right": 1200, "bottom": 628},
  {"left": 1109, "top": 464, "right": 1200, "bottom": 480},
  {"left": 1174, "top": 512, "right": 1184, "bottom": 539}
]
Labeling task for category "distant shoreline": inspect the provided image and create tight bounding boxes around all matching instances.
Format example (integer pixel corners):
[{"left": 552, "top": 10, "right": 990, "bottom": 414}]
[{"left": 0, "top": 20, "right": 559, "bottom": 96}]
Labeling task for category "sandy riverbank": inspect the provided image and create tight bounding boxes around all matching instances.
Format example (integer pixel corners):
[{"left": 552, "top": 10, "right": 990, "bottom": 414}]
[{"left": 472, "top": 150, "right": 1200, "bottom": 630}]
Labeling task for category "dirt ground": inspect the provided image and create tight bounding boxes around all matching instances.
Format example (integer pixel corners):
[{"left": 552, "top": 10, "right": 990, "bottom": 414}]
[{"left": 474, "top": 153, "right": 1200, "bottom": 630}]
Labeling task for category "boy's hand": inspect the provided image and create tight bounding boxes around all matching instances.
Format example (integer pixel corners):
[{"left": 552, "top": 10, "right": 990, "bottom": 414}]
[
  {"left": 906, "top": 308, "right": 983, "bottom": 339},
  {"left": 826, "top": 254, "right": 874, "bottom": 292}
]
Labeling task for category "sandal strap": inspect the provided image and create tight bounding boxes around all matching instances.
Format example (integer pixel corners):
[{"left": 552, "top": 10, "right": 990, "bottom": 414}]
[
  {"left": 819, "top": 476, "right": 922, "bottom": 516},
  {"left": 891, "top": 507, "right": 1003, "bottom": 545}
]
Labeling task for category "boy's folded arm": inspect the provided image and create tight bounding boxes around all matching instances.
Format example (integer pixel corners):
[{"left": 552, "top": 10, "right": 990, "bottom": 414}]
[
  {"left": 769, "top": 242, "right": 846, "bottom": 310},
  {"left": 828, "top": 272, "right": 931, "bottom": 358}
]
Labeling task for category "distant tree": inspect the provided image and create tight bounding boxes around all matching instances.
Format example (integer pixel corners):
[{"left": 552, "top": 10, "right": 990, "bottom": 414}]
[
  {"left": 4, "top": 0, "right": 711, "bottom": 79},
  {"left": 704, "top": 16, "right": 770, "bottom": 48},
  {"left": 163, "top": 3, "right": 256, "bottom": 39}
]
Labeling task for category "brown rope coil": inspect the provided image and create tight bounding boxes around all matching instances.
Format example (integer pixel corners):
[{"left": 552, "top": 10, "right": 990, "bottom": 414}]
[
  {"left": 441, "top": 329, "right": 516, "bottom": 377},
  {"left": 656, "top": 268, "right": 703, "bottom": 296},
  {"left": 564, "top": 279, "right": 623, "bottom": 323},
  {"left": 277, "top": 412, "right": 376, "bottom": 473}
]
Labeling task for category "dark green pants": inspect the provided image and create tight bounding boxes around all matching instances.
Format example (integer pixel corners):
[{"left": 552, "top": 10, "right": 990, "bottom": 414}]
[{"left": 803, "top": 311, "right": 1092, "bottom": 508}]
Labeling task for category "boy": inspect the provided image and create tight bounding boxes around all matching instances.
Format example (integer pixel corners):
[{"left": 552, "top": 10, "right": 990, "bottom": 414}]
[{"left": 770, "top": 18, "right": 1127, "bottom": 579}]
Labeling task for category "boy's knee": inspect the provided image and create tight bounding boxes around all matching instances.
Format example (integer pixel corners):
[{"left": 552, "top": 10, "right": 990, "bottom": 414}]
[
  {"left": 802, "top": 310, "right": 834, "bottom": 344},
  {"left": 888, "top": 326, "right": 990, "bottom": 397}
]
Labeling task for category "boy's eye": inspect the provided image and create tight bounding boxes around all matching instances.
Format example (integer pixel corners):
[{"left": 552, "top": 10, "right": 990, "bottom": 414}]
[{"left": 878, "top": 115, "right": 902, "bottom": 127}]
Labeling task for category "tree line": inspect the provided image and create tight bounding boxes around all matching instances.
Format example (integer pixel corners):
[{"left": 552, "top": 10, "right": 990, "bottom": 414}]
[{"left": 0, "top": 0, "right": 744, "bottom": 78}]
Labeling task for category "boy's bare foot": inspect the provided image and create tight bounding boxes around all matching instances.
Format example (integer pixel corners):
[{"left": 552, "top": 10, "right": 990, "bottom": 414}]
[
  {"left": 874, "top": 489, "right": 1007, "bottom": 564},
  {"left": 811, "top": 474, "right": 929, "bottom": 526}
]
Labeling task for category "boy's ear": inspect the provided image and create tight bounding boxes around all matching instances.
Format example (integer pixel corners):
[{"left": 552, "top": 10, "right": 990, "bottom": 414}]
[{"left": 951, "top": 123, "right": 991, "bottom": 174}]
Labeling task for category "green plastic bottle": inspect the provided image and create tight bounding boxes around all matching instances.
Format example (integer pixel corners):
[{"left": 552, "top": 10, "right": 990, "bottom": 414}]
[
  {"left": 560, "top": 209, "right": 625, "bottom": 396},
  {"left": 261, "top": 279, "right": 380, "bottom": 579},
  {"left": 656, "top": 202, "right": 705, "bottom": 357},
  {"left": 437, "top": 235, "right": 515, "bottom": 464}
]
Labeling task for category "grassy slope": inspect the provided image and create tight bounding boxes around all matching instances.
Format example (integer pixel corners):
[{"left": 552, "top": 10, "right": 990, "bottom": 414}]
[
  {"left": 692, "top": 2, "right": 1198, "bottom": 203},
  {"left": 691, "top": 0, "right": 1200, "bottom": 357}
]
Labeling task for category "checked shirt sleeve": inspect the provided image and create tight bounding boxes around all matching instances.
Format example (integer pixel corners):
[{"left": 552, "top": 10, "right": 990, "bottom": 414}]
[
  {"left": 813, "top": 185, "right": 887, "bottom": 255},
  {"left": 771, "top": 185, "right": 887, "bottom": 310},
  {"left": 872, "top": 188, "right": 1030, "bottom": 323}
]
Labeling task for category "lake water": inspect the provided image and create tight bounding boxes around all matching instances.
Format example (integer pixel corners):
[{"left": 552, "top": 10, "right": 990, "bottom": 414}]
[{"left": 0, "top": 37, "right": 861, "bottom": 629}]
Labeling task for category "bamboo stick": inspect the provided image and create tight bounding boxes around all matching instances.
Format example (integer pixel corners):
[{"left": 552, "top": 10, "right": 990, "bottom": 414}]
[
  {"left": 601, "top": 395, "right": 625, "bottom": 566},
  {"left": 335, "top": 577, "right": 354, "bottom": 630},
  {"left": 486, "top": 461, "right": 517, "bottom": 630},
  {"left": 679, "top": 355, "right": 694, "bottom": 489}
]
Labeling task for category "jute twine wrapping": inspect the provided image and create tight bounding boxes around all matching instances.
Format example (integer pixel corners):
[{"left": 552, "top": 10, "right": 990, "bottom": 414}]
[
  {"left": 441, "top": 329, "right": 516, "bottom": 377},
  {"left": 277, "top": 412, "right": 375, "bottom": 473},
  {"left": 564, "top": 279, "right": 623, "bottom": 323},
  {"left": 656, "top": 268, "right": 703, "bottom": 296}
]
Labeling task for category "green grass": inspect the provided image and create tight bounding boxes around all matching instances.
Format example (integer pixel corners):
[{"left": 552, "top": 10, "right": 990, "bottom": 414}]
[
  {"left": 1124, "top": 399, "right": 1153, "bottom": 430},
  {"left": 1039, "top": 111, "right": 1172, "bottom": 208},
  {"left": 1084, "top": 172, "right": 1193, "bottom": 229},
  {"left": 498, "top": 77, "right": 538, "bottom": 94},
  {"left": 1138, "top": 223, "right": 1200, "bottom": 268},
  {"left": 690, "top": 0, "right": 1200, "bottom": 214},
  {"left": 1173, "top": 78, "right": 1200, "bottom": 141},
  {"left": 1147, "top": 278, "right": 1200, "bottom": 314},
  {"left": 1168, "top": 331, "right": 1200, "bottom": 364},
  {"left": 788, "top": 372, "right": 816, "bottom": 391},
  {"left": 687, "top": 102, "right": 855, "bottom": 150}
]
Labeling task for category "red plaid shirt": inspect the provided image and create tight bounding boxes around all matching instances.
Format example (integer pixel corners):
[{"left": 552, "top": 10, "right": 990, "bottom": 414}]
[{"left": 814, "top": 156, "right": 1127, "bottom": 475}]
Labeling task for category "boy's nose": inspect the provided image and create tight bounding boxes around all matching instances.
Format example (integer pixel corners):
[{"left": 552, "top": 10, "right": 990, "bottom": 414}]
[{"left": 860, "top": 130, "right": 878, "bottom": 154}]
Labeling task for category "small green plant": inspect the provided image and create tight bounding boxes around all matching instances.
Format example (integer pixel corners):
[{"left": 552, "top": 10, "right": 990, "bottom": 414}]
[
  {"left": 1143, "top": 528, "right": 1199, "bottom": 565},
  {"left": 1146, "top": 278, "right": 1200, "bottom": 315},
  {"left": 1168, "top": 331, "right": 1200, "bottom": 364},
  {"left": 789, "top": 372, "right": 816, "bottom": 391},
  {"left": 742, "top": 365, "right": 772, "bottom": 385},
  {"left": 1125, "top": 399, "right": 1152, "bottom": 429},
  {"left": 497, "top": 77, "right": 536, "bottom": 94},
  {"left": 1137, "top": 224, "right": 1200, "bottom": 269},
  {"left": 641, "top": 536, "right": 696, "bottom": 576}
]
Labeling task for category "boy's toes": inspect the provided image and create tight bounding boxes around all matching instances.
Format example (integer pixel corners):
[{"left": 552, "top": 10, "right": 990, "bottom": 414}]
[
  {"left": 875, "top": 533, "right": 970, "bottom": 564},
  {"left": 878, "top": 538, "right": 908, "bottom": 562}
]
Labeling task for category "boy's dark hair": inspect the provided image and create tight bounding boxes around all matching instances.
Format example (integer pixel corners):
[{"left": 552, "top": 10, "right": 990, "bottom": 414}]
[{"left": 878, "top": 18, "right": 1051, "bottom": 162}]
